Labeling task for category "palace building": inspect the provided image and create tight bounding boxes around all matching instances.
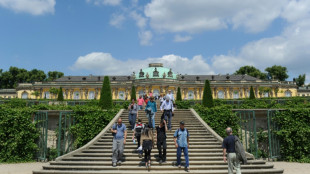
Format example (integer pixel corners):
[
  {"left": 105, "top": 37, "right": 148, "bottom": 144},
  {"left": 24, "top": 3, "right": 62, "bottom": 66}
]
[{"left": 15, "top": 63, "right": 297, "bottom": 100}]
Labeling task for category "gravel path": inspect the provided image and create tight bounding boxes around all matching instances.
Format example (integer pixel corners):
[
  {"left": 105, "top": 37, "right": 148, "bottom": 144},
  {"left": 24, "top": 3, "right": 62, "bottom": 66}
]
[{"left": 0, "top": 161, "right": 309, "bottom": 174}]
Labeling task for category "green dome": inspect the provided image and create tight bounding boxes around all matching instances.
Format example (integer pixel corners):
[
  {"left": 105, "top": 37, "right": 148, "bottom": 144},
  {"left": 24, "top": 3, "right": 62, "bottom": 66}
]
[{"left": 135, "top": 67, "right": 177, "bottom": 80}]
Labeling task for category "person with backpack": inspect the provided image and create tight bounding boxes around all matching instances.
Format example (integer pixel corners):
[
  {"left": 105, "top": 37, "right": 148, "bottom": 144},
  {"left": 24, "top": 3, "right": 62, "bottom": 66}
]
[
  {"left": 160, "top": 96, "right": 174, "bottom": 131},
  {"left": 128, "top": 99, "right": 138, "bottom": 130},
  {"left": 145, "top": 96, "right": 157, "bottom": 129},
  {"left": 173, "top": 121, "right": 190, "bottom": 172},
  {"left": 222, "top": 127, "right": 242, "bottom": 174},
  {"left": 155, "top": 119, "right": 168, "bottom": 164},
  {"left": 132, "top": 119, "right": 144, "bottom": 158},
  {"left": 110, "top": 118, "right": 127, "bottom": 167},
  {"left": 140, "top": 124, "right": 154, "bottom": 168}
]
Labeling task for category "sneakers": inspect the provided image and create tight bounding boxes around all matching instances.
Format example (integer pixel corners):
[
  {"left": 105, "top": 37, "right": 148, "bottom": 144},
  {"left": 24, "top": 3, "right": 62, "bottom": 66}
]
[
  {"left": 112, "top": 162, "right": 116, "bottom": 167},
  {"left": 159, "top": 159, "right": 163, "bottom": 164},
  {"left": 185, "top": 167, "right": 190, "bottom": 172},
  {"left": 178, "top": 165, "right": 181, "bottom": 168}
]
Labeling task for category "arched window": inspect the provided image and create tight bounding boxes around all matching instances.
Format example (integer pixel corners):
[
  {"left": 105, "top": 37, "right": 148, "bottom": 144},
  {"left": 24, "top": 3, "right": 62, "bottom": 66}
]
[
  {"left": 188, "top": 90, "right": 194, "bottom": 100},
  {"left": 153, "top": 89, "right": 160, "bottom": 98},
  {"left": 233, "top": 91, "right": 239, "bottom": 99},
  {"left": 88, "top": 91, "right": 95, "bottom": 99},
  {"left": 44, "top": 92, "right": 50, "bottom": 99},
  {"left": 138, "top": 90, "right": 144, "bottom": 97},
  {"left": 21, "top": 92, "right": 28, "bottom": 99},
  {"left": 74, "top": 91, "right": 80, "bottom": 100},
  {"left": 264, "top": 92, "right": 269, "bottom": 98},
  {"left": 119, "top": 91, "right": 125, "bottom": 100},
  {"left": 285, "top": 91, "right": 292, "bottom": 97},
  {"left": 218, "top": 90, "right": 224, "bottom": 99}
]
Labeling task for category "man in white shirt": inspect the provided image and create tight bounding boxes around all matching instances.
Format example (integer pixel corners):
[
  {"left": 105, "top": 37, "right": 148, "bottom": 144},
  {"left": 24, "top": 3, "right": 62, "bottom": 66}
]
[
  {"left": 166, "top": 90, "right": 174, "bottom": 103},
  {"left": 160, "top": 96, "right": 174, "bottom": 131}
]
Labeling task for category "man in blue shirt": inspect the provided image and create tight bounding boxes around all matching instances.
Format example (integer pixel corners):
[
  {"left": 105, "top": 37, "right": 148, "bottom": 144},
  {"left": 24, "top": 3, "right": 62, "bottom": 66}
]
[
  {"left": 222, "top": 127, "right": 241, "bottom": 174},
  {"left": 111, "top": 118, "right": 127, "bottom": 167},
  {"left": 173, "top": 121, "right": 190, "bottom": 172},
  {"left": 145, "top": 96, "right": 157, "bottom": 128}
]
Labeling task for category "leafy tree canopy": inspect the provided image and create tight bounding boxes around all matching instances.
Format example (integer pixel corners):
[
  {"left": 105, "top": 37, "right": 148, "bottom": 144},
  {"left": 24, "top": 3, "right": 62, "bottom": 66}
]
[
  {"left": 234, "top": 65, "right": 267, "bottom": 80},
  {"left": 0, "top": 67, "right": 64, "bottom": 89},
  {"left": 295, "top": 74, "right": 306, "bottom": 87},
  {"left": 265, "top": 65, "right": 289, "bottom": 81}
]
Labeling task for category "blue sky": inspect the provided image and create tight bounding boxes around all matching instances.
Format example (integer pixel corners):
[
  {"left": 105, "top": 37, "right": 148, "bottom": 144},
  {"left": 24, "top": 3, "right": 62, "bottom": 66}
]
[{"left": 0, "top": 0, "right": 310, "bottom": 83}]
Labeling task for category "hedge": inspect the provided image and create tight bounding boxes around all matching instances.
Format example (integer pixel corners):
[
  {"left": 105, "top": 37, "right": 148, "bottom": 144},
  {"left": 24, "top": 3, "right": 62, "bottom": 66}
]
[
  {"left": 193, "top": 104, "right": 240, "bottom": 138},
  {"left": 0, "top": 106, "right": 38, "bottom": 162},
  {"left": 273, "top": 109, "right": 310, "bottom": 162}
]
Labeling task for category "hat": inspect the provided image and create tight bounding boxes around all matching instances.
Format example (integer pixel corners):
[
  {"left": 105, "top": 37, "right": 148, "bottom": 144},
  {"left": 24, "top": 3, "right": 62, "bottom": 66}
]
[
  {"left": 180, "top": 121, "right": 185, "bottom": 125},
  {"left": 165, "top": 96, "right": 170, "bottom": 100}
]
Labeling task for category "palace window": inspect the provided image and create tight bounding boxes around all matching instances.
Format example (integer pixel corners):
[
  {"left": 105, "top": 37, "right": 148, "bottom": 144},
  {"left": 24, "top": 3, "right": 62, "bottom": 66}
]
[
  {"left": 218, "top": 90, "right": 224, "bottom": 99},
  {"left": 21, "top": 92, "right": 28, "bottom": 99},
  {"left": 233, "top": 91, "right": 239, "bottom": 99},
  {"left": 153, "top": 89, "right": 160, "bottom": 97},
  {"left": 88, "top": 91, "right": 95, "bottom": 99},
  {"left": 285, "top": 91, "right": 292, "bottom": 97},
  {"left": 44, "top": 92, "right": 50, "bottom": 99},
  {"left": 153, "top": 68, "right": 159, "bottom": 77},
  {"left": 119, "top": 91, "right": 125, "bottom": 100},
  {"left": 263, "top": 92, "right": 269, "bottom": 98},
  {"left": 138, "top": 90, "right": 144, "bottom": 97},
  {"left": 74, "top": 91, "right": 80, "bottom": 100},
  {"left": 188, "top": 90, "right": 194, "bottom": 100}
]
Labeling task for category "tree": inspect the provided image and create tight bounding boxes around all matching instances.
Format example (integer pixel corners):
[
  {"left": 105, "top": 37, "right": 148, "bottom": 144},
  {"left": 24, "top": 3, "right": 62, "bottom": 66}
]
[
  {"left": 202, "top": 80, "right": 214, "bottom": 108},
  {"left": 31, "top": 91, "right": 40, "bottom": 99},
  {"left": 176, "top": 87, "right": 182, "bottom": 101},
  {"left": 249, "top": 86, "right": 255, "bottom": 99},
  {"left": 49, "top": 87, "right": 59, "bottom": 99},
  {"left": 130, "top": 86, "right": 136, "bottom": 101},
  {"left": 57, "top": 87, "right": 64, "bottom": 101},
  {"left": 295, "top": 74, "right": 306, "bottom": 87},
  {"left": 99, "top": 76, "right": 113, "bottom": 109},
  {"left": 235, "top": 65, "right": 267, "bottom": 80},
  {"left": 265, "top": 65, "right": 289, "bottom": 81},
  {"left": 47, "top": 71, "right": 64, "bottom": 81},
  {"left": 28, "top": 69, "right": 46, "bottom": 83}
]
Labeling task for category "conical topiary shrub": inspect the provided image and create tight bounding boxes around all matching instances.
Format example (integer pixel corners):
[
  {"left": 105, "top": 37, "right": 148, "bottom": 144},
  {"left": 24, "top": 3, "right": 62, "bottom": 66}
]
[
  {"left": 99, "top": 76, "right": 113, "bottom": 109},
  {"left": 202, "top": 80, "right": 214, "bottom": 108},
  {"left": 249, "top": 86, "right": 255, "bottom": 99},
  {"left": 130, "top": 85, "right": 136, "bottom": 101},
  {"left": 57, "top": 87, "right": 64, "bottom": 101},
  {"left": 176, "top": 87, "right": 182, "bottom": 101}
]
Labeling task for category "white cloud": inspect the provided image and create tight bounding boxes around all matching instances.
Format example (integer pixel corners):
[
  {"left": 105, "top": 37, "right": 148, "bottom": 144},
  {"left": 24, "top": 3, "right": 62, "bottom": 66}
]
[
  {"left": 71, "top": 52, "right": 214, "bottom": 75},
  {"left": 144, "top": 0, "right": 289, "bottom": 33},
  {"left": 86, "top": 0, "right": 121, "bottom": 6},
  {"left": 174, "top": 35, "right": 192, "bottom": 42},
  {"left": 138, "top": 30, "right": 152, "bottom": 46},
  {"left": 0, "top": 0, "right": 55, "bottom": 15},
  {"left": 109, "top": 13, "right": 125, "bottom": 28},
  {"left": 130, "top": 11, "right": 147, "bottom": 29}
]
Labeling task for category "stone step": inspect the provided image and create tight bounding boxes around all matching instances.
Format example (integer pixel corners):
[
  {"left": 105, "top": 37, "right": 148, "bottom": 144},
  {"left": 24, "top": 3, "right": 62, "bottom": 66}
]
[
  {"left": 81, "top": 148, "right": 223, "bottom": 153},
  {"left": 88, "top": 144, "right": 222, "bottom": 149},
  {"left": 100, "top": 135, "right": 216, "bottom": 140},
  {"left": 94, "top": 141, "right": 219, "bottom": 146},
  {"left": 33, "top": 169, "right": 284, "bottom": 174},
  {"left": 42, "top": 164, "right": 275, "bottom": 171},
  {"left": 61, "top": 156, "right": 233, "bottom": 161},
  {"left": 49, "top": 160, "right": 266, "bottom": 166},
  {"left": 73, "top": 152, "right": 224, "bottom": 157}
]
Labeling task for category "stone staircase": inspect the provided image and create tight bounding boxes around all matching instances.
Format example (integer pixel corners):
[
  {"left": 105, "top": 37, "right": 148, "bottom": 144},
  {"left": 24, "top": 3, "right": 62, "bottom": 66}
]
[{"left": 33, "top": 109, "right": 284, "bottom": 174}]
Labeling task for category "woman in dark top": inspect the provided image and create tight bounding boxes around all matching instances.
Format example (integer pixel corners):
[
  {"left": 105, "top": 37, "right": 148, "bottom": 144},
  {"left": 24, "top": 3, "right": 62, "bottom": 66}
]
[
  {"left": 140, "top": 124, "right": 154, "bottom": 168},
  {"left": 156, "top": 119, "right": 168, "bottom": 163}
]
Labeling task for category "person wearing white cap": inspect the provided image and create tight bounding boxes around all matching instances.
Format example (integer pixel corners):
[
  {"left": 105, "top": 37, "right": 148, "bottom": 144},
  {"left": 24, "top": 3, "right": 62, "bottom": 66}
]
[{"left": 160, "top": 95, "right": 174, "bottom": 131}]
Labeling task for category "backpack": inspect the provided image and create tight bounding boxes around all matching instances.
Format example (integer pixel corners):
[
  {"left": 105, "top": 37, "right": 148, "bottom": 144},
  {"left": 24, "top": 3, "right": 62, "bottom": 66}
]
[
  {"left": 135, "top": 123, "right": 144, "bottom": 137},
  {"left": 176, "top": 128, "right": 188, "bottom": 138},
  {"left": 234, "top": 135, "right": 247, "bottom": 164}
]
